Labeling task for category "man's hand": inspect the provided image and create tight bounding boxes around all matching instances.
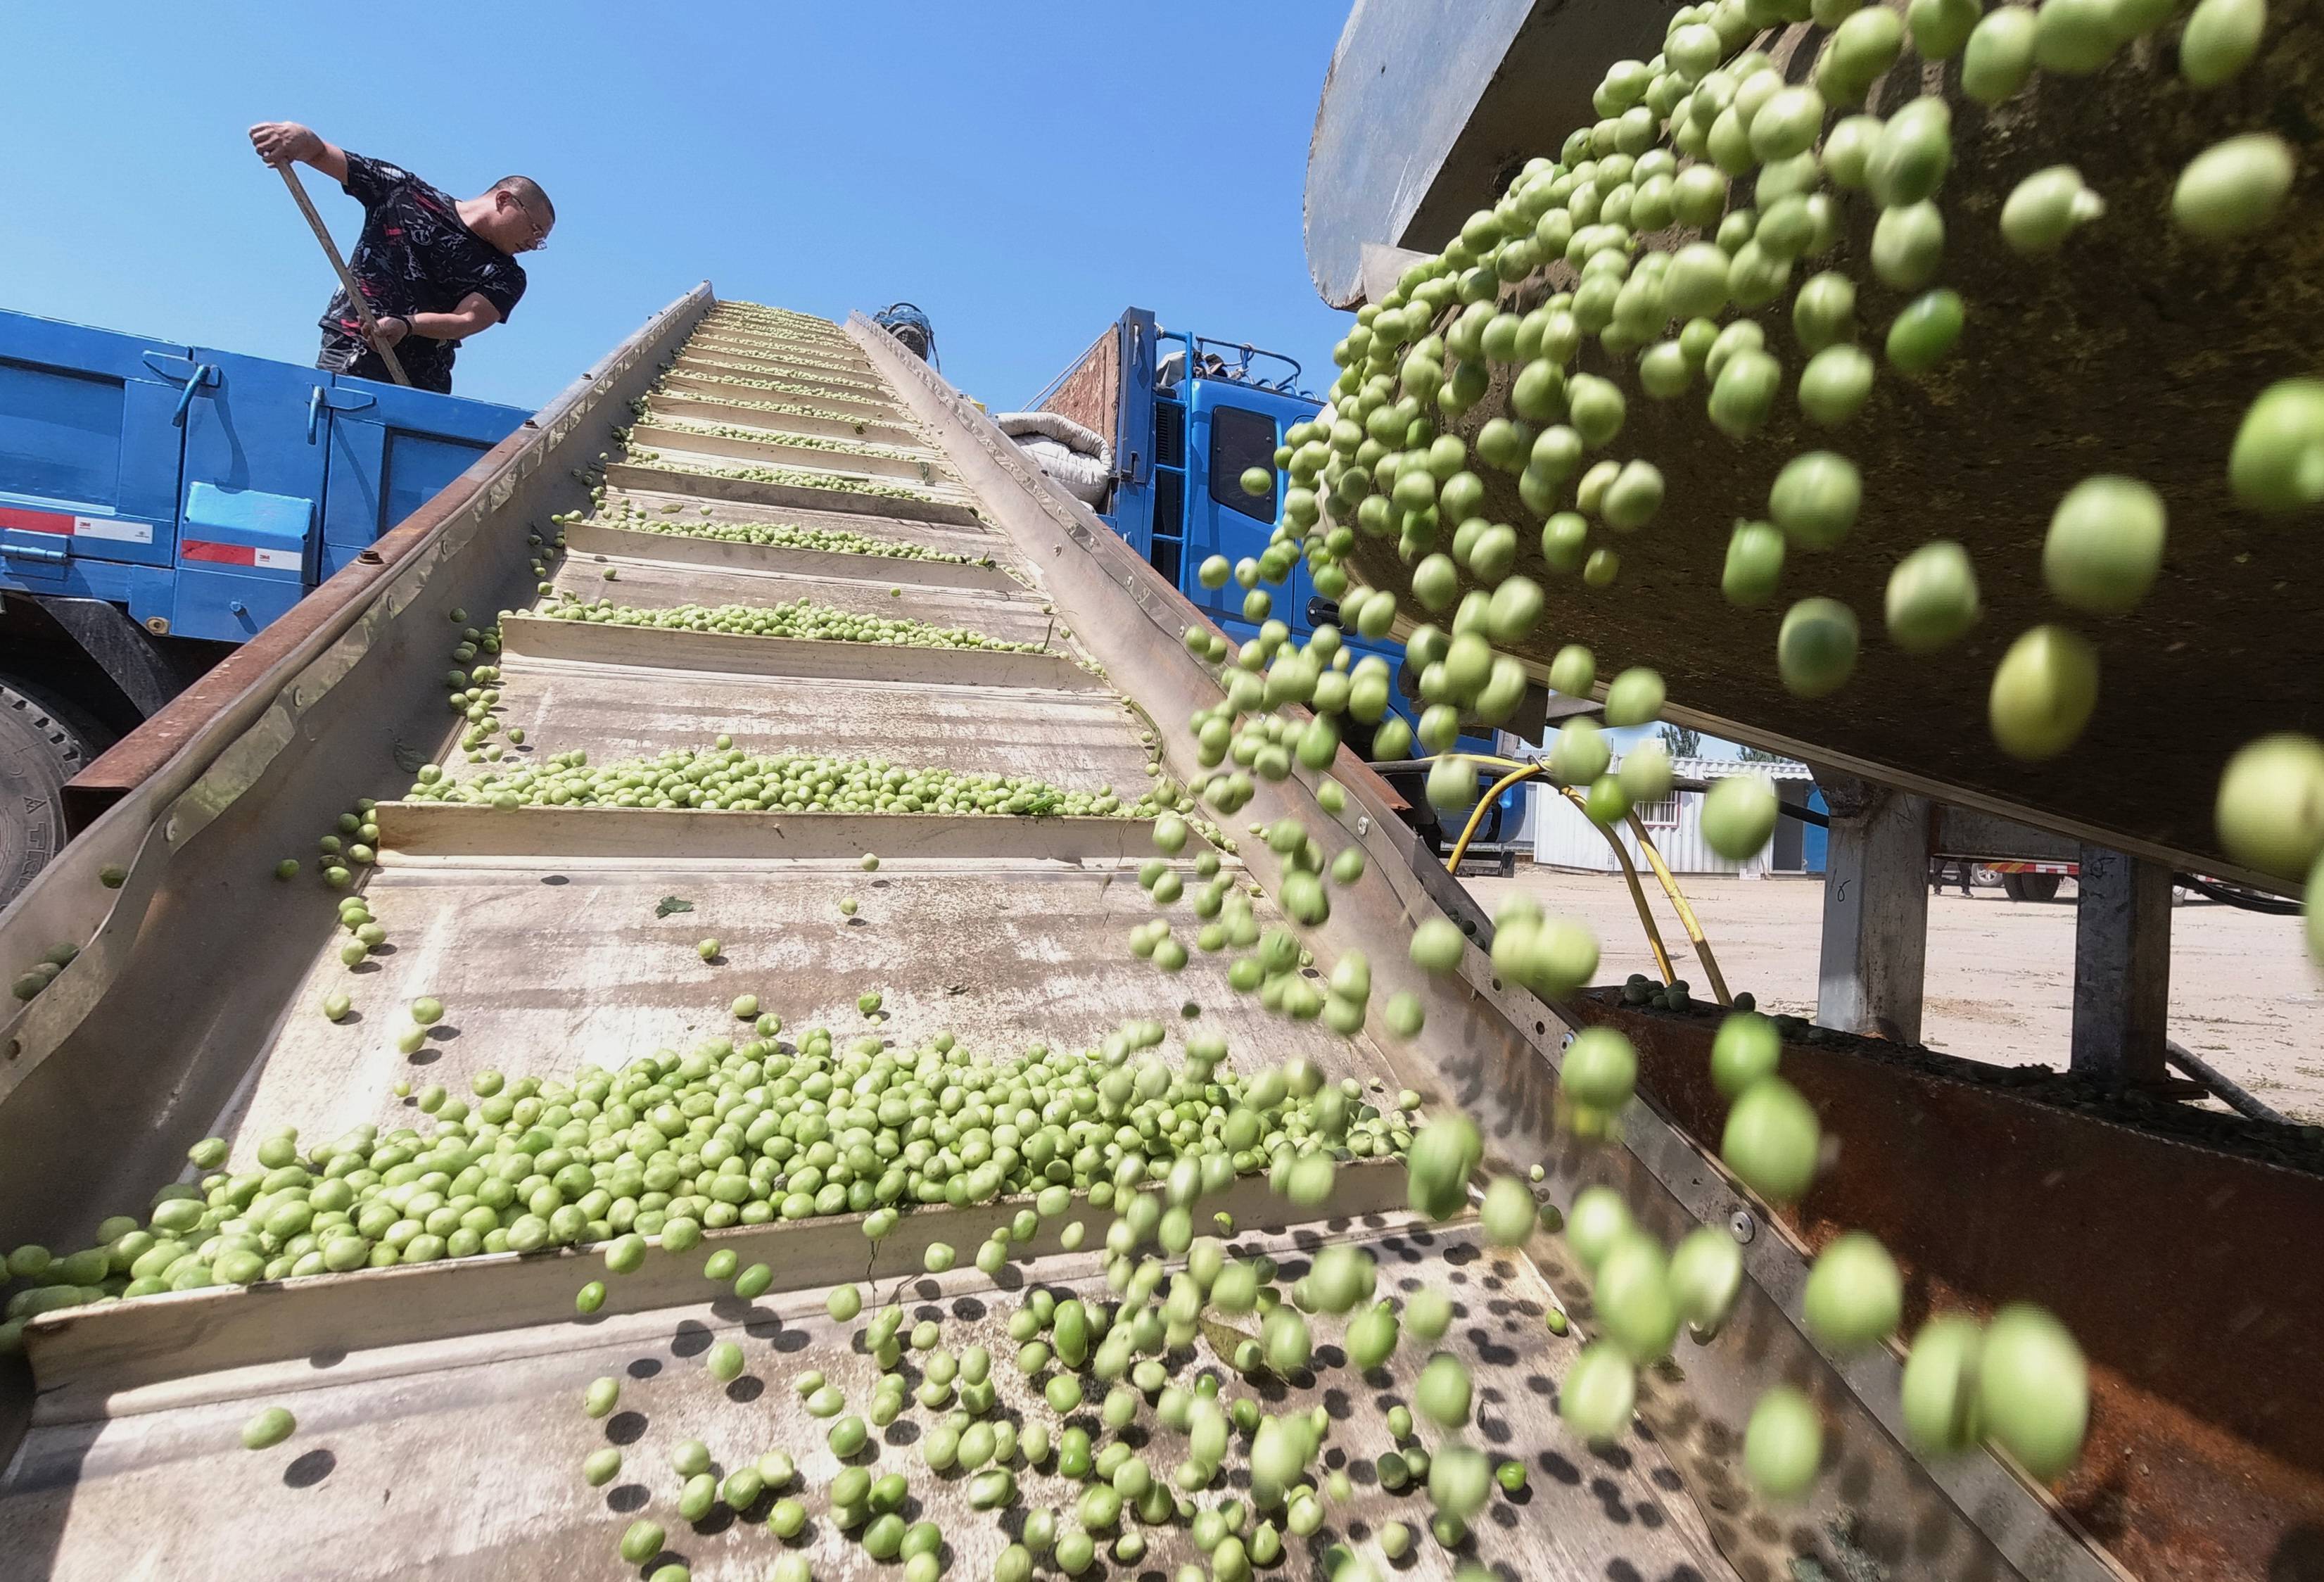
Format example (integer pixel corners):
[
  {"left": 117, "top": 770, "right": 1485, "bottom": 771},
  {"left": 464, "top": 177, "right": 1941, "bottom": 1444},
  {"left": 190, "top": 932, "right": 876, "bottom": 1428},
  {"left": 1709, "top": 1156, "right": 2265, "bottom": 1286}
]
[
  {"left": 249, "top": 121, "right": 322, "bottom": 167},
  {"left": 367, "top": 316, "right": 411, "bottom": 351},
  {"left": 250, "top": 121, "right": 348, "bottom": 183}
]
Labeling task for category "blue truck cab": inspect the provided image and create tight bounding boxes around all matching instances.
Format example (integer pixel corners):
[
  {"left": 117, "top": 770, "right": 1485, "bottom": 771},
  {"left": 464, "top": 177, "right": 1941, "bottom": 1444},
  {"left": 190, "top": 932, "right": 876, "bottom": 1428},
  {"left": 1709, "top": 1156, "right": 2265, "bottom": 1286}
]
[
  {"left": 0, "top": 307, "right": 526, "bottom": 899},
  {"left": 1027, "top": 308, "right": 1528, "bottom": 848}
]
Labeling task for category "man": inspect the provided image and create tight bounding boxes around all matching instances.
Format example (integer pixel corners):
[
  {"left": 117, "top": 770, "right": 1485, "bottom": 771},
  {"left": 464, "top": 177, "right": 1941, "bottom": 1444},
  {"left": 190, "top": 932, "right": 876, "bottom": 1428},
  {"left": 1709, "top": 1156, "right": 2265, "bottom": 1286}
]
[{"left": 248, "top": 121, "right": 552, "bottom": 393}]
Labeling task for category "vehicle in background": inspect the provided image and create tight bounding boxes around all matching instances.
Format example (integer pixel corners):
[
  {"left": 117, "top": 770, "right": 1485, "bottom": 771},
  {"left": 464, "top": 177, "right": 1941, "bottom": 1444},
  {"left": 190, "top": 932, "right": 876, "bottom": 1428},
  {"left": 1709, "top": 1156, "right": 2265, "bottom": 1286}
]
[
  {"left": 0, "top": 308, "right": 526, "bottom": 902},
  {"left": 1016, "top": 308, "right": 1542, "bottom": 849},
  {"left": 1981, "top": 859, "right": 2075, "bottom": 902}
]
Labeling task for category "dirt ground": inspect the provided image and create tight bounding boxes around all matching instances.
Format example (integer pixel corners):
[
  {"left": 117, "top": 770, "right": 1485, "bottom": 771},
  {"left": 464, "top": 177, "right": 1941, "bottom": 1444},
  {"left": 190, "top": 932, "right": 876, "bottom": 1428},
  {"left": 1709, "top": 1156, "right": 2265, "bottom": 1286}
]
[{"left": 1465, "top": 869, "right": 2324, "bottom": 1127}]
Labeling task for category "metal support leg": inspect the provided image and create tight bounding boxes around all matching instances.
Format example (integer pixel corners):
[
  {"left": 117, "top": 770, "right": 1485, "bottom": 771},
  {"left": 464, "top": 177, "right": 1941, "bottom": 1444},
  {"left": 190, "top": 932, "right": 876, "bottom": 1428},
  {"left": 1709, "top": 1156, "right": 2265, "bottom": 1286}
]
[
  {"left": 2070, "top": 843, "right": 2173, "bottom": 1084},
  {"left": 1815, "top": 772, "right": 1931, "bottom": 1043}
]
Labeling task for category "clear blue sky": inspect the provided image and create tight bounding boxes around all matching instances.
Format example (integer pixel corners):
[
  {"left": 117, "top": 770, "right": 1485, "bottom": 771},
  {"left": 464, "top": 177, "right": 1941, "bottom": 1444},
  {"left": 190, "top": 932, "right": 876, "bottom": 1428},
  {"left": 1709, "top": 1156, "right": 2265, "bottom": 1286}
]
[{"left": 2, "top": 3, "right": 1355, "bottom": 413}]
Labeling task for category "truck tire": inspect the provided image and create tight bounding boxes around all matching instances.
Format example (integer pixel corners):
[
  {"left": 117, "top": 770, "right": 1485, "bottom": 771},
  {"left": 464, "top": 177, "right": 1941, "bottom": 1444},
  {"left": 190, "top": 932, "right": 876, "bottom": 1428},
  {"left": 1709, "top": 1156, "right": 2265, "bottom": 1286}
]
[
  {"left": 0, "top": 680, "right": 91, "bottom": 908},
  {"left": 2002, "top": 872, "right": 2063, "bottom": 904}
]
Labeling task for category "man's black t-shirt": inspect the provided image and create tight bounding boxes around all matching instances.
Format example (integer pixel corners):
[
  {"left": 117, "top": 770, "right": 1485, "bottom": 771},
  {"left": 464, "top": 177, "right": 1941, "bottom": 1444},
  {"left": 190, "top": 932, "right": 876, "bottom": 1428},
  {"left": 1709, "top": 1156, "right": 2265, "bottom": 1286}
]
[{"left": 315, "top": 153, "right": 526, "bottom": 394}]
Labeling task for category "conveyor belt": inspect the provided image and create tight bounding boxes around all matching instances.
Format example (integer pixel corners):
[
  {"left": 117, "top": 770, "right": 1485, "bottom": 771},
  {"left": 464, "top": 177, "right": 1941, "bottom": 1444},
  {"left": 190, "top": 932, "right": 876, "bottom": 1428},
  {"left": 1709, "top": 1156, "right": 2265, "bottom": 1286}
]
[{"left": 0, "top": 296, "right": 2114, "bottom": 1582}]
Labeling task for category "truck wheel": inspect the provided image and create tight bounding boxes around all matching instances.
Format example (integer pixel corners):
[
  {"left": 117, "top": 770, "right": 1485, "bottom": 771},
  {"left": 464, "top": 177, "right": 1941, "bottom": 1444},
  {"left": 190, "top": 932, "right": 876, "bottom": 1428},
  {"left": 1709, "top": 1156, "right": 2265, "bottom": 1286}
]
[
  {"left": 0, "top": 680, "right": 91, "bottom": 908},
  {"left": 2002, "top": 872, "right": 2063, "bottom": 904}
]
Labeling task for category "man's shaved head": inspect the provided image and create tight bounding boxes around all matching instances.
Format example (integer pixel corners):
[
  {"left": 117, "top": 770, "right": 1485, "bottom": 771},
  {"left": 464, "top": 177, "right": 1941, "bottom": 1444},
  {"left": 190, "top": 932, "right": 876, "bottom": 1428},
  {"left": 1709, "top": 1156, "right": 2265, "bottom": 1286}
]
[{"left": 490, "top": 175, "right": 554, "bottom": 224}]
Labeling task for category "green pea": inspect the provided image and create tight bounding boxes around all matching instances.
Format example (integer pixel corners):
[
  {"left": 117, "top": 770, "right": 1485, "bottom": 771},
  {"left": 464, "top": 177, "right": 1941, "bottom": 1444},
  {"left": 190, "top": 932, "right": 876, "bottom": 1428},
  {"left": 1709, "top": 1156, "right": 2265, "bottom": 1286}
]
[
  {"left": 1566, "top": 374, "right": 1626, "bottom": 449},
  {"left": 1907, "top": 0, "right": 1981, "bottom": 58},
  {"left": 1702, "top": 773, "right": 1779, "bottom": 862},
  {"left": 583, "top": 1376, "right": 620, "bottom": 1419},
  {"left": 1744, "top": 1385, "right": 1824, "bottom": 1498},
  {"left": 707, "top": 1340, "right": 746, "bottom": 1382},
  {"left": 1962, "top": 6, "right": 2038, "bottom": 101},
  {"left": 735, "top": 1262, "right": 773, "bottom": 1300},
  {"left": 1886, "top": 289, "right": 1962, "bottom": 375},
  {"left": 1777, "top": 597, "right": 1860, "bottom": 700},
  {"left": 1024, "top": 1507, "right": 1059, "bottom": 1553},
  {"left": 2173, "top": 133, "right": 2294, "bottom": 241},
  {"left": 1417, "top": 1353, "right": 1474, "bottom": 1428},
  {"left": 865, "top": 1514, "right": 906, "bottom": 1561},
  {"left": 2001, "top": 165, "right": 2106, "bottom": 255},
  {"left": 618, "top": 1519, "right": 666, "bottom": 1564},
  {"left": 1796, "top": 345, "right": 1874, "bottom": 430},
  {"left": 604, "top": 1234, "right": 646, "bottom": 1275},
  {"left": 829, "top": 1414, "right": 868, "bottom": 1457},
  {"left": 2033, "top": 0, "right": 2121, "bottom": 72},
  {"left": 1870, "top": 201, "right": 1943, "bottom": 290},
  {"left": 1558, "top": 1343, "right": 1637, "bottom": 1444},
  {"left": 1707, "top": 348, "right": 1780, "bottom": 438},
  {"left": 672, "top": 1438, "right": 712, "bottom": 1477},
  {"left": 575, "top": 1280, "right": 606, "bottom": 1315},
  {"left": 1721, "top": 1077, "right": 1822, "bottom": 1200},
  {"left": 827, "top": 1283, "right": 863, "bottom": 1322},
  {"left": 1670, "top": 1224, "right": 1745, "bottom": 1331},
  {"left": 1803, "top": 1232, "right": 1903, "bottom": 1352},
  {"left": 1900, "top": 1314, "right": 1987, "bottom": 1455},
  {"left": 924, "top": 1241, "right": 956, "bottom": 1273},
  {"left": 2043, "top": 476, "right": 2164, "bottom": 615},
  {"left": 1748, "top": 84, "right": 1824, "bottom": 162},
  {"left": 583, "top": 1447, "right": 622, "bottom": 1487},
  {"left": 1601, "top": 460, "right": 1664, "bottom": 531},
  {"left": 1867, "top": 97, "right": 1951, "bottom": 208},
  {"left": 718, "top": 1466, "right": 763, "bottom": 1511},
  {"left": 1791, "top": 272, "right": 1855, "bottom": 354},
  {"left": 1711, "top": 1011, "right": 1784, "bottom": 1099},
  {"left": 1815, "top": 4, "right": 1903, "bottom": 99},
  {"left": 678, "top": 1471, "right": 718, "bottom": 1522},
  {"left": 1770, "top": 453, "right": 1860, "bottom": 550},
  {"left": 1988, "top": 624, "right": 2100, "bottom": 761},
  {"left": 768, "top": 1498, "right": 808, "bottom": 1539},
  {"left": 2182, "top": 0, "right": 2264, "bottom": 85},
  {"left": 240, "top": 1406, "right": 296, "bottom": 1450},
  {"left": 2228, "top": 379, "right": 2324, "bottom": 512},
  {"left": 1562, "top": 1026, "right": 1639, "bottom": 1109}
]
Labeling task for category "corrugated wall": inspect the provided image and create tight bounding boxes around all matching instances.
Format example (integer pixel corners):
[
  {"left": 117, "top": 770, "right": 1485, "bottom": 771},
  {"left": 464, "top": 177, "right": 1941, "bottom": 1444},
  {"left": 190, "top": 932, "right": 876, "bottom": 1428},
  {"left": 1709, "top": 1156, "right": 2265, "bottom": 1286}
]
[{"left": 1528, "top": 784, "right": 1772, "bottom": 875}]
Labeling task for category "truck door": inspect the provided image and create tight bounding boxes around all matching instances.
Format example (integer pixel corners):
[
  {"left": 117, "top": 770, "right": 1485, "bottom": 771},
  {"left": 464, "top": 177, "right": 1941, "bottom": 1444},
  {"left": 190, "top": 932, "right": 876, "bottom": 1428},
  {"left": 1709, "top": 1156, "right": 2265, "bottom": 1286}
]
[
  {"left": 170, "top": 348, "right": 336, "bottom": 643},
  {"left": 0, "top": 311, "right": 190, "bottom": 612},
  {"left": 1181, "top": 391, "right": 1297, "bottom": 641},
  {"left": 319, "top": 377, "right": 526, "bottom": 580}
]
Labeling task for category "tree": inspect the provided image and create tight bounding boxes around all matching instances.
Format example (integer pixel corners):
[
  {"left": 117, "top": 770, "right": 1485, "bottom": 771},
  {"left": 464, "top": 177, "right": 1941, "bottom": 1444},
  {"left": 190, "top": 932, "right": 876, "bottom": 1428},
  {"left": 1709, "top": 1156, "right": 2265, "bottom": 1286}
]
[
  {"left": 1736, "top": 744, "right": 1790, "bottom": 763},
  {"left": 1658, "top": 723, "right": 1703, "bottom": 758}
]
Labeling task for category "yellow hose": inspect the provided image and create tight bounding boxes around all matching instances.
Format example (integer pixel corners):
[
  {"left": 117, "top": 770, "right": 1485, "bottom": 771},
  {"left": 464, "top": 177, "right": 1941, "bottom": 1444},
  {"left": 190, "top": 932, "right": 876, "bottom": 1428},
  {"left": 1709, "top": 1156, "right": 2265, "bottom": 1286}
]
[
  {"left": 1444, "top": 765, "right": 1541, "bottom": 875},
  {"left": 1556, "top": 787, "right": 1677, "bottom": 986},
  {"left": 1622, "top": 811, "right": 1732, "bottom": 1006},
  {"left": 1435, "top": 755, "right": 1720, "bottom": 996}
]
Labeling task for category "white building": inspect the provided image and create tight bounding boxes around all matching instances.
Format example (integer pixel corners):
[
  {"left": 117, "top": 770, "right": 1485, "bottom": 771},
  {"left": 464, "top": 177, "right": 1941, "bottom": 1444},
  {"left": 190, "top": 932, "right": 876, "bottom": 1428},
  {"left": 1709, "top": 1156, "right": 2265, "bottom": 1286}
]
[{"left": 1525, "top": 754, "right": 1827, "bottom": 877}]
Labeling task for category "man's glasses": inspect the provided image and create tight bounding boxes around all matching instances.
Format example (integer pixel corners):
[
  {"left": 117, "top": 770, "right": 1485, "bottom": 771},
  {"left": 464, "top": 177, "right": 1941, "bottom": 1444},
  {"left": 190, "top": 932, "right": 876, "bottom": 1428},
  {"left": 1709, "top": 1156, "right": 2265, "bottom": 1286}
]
[{"left": 508, "top": 192, "right": 550, "bottom": 252}]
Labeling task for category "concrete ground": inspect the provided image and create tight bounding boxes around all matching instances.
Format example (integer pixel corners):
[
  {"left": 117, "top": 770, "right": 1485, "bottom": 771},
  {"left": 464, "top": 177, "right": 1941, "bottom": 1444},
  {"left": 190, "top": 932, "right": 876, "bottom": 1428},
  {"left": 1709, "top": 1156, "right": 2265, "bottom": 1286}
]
[{"left": 1464, "top": 869, "right": 2324, "bottom": 1126}]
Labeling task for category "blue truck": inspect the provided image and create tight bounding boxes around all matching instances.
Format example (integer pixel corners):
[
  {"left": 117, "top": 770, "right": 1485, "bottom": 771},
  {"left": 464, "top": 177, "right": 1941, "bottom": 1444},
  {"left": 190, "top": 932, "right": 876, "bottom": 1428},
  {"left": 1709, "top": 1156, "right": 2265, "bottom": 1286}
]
[
  {"left": 0, "top": 308, "right": 526, "bottom": 901},
  {"left": 1022, "top": 308, "right": 1537, "bottom": 852}
]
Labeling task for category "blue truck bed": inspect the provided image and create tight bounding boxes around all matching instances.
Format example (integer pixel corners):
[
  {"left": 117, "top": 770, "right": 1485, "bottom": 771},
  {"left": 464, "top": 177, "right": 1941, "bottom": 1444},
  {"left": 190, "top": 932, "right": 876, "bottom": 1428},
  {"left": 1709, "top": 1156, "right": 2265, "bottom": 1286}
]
[{"left": 0, "top": 307, "right": 528, "bottom": 900}]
